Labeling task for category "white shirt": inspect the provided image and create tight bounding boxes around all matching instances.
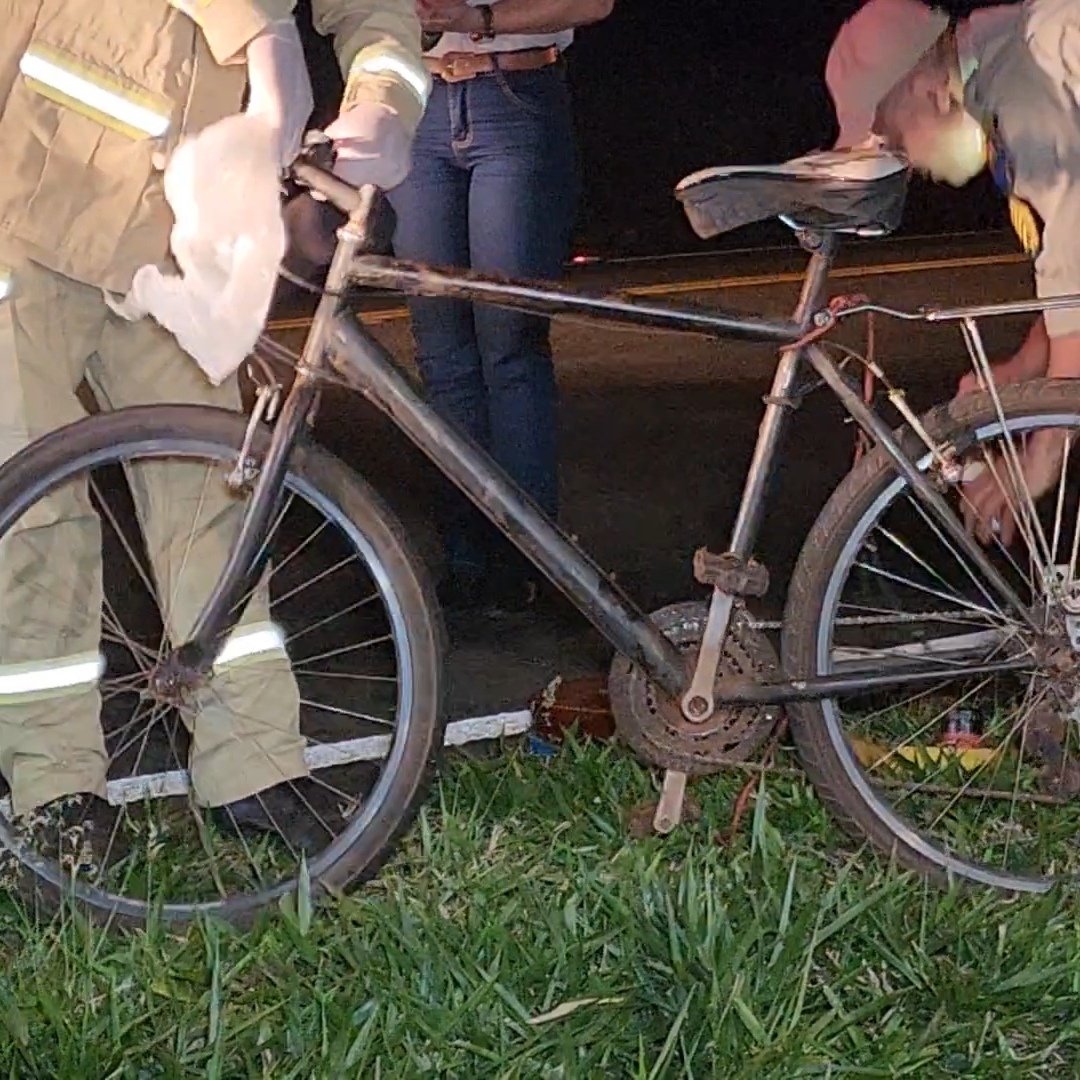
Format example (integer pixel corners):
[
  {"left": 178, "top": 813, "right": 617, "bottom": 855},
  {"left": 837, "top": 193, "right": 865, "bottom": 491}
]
[{"left": 425, "top": 0, "right": 574, "bottom": 56}]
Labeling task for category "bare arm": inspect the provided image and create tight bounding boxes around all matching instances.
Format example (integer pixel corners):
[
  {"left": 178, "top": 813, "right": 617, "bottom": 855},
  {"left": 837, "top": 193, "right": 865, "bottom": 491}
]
[
  {"left": 484, "top": 0, "right": 614, "bottom": 34},
  {"left": 420, "top": 0, "right": 615, "bottom": 36},
  {"left": 1047, "top": 330, "right": 1080, "bottom": 379},
  {"left": 1017, "top": 313, "right": 1050, "bottom": 374},
  {"left": 1000, "top": 317, "right": 1080, "bottom": 382}
]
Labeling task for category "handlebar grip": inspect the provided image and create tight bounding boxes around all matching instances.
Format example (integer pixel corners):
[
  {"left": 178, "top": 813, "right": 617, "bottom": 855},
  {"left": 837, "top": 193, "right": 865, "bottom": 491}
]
[
  {"left": 288, "top": 134, "right": 385, "bottom": 258},
  {"left": 291, "top": 160, "right": 363, "bottom": 217}
]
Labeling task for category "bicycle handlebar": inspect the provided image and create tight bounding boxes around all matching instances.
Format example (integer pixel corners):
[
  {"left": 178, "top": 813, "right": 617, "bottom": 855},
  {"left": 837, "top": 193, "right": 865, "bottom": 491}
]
[
  {"left": 286, "top": 133, "right": 385, "bottom": 259},
  {"left": 291, "top": 159, "right": 367, "bottom": 217}
]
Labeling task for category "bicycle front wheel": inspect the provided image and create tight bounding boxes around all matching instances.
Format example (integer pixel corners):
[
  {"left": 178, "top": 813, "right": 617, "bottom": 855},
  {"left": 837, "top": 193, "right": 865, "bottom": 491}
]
[
  {"left": 784, "top": 380, "right": 1080, "bottom": 893},
  {"left": 0, "top": 404, "right": 444, "bottom": 927}
]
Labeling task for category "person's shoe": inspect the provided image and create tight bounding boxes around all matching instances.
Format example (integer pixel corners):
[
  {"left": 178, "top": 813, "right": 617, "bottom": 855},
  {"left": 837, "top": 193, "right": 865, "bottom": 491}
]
[
  {"left": 211, "top": 783, "right": 325, "bottom": 858},
  {"left": 481, "top": 562, "right": 586, "bottom": 631},
  {"left": 435, "top": 566, "right": 488, "bottom": 615},
  {"left": 11, "top": 792, "right": 112, "bottom": 877}
]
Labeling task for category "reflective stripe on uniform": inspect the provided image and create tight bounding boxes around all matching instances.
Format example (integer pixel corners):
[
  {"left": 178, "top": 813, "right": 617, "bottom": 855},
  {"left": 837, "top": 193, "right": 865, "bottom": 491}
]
[
  {"left": 19, "top": 45, "right": 172, "bottom": 140},
  {"left": 0, "top": 651, "right": 103, "bottom": 705},
  {"left": 166, "top": 0, "right": 214, "bottom": 23},
  {"left": 213, "top": 621, "right": 287, "bottom": 671},
  {"left": 345, "top": 48, "right": 431, "bottom": 111},
  {"left": 0, "top": 624, "right": 284, "bottom": 707},
  {"left": 0, "top": 268, "right": 11, "bottom": 303}
]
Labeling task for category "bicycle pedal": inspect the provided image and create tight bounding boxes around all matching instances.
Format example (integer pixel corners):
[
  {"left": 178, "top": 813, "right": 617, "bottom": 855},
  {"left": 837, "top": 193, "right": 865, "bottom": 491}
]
[
  {"left": 692, "top": 549, "right": 769, "bottom": 597},
  {"left": 625, "top": 787, "right": 702, "bottom": 840}
]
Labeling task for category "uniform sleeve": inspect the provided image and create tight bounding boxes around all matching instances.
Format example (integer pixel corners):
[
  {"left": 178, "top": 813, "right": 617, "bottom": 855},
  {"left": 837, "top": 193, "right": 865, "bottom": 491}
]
[
  {"left": 1019, "top": 0, "right": 1080, "bottom": 337},
  {"left": 311, "top": 0, "right": 431, "bottom": 134},
  {"left": 1022, "top": 179, "right": 1080, "bottom": 338},
  {"left": 167, "top": 0, "right": 299, "bottom": 67},
  {"left": 1023, "top": 0, "right": 1080, "bottom": 110}
]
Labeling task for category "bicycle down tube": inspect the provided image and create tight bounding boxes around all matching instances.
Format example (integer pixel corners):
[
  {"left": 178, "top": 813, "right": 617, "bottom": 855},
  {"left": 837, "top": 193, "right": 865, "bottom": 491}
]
[{"left": 176, "top": 188, "right": 382, "bottom": 673}]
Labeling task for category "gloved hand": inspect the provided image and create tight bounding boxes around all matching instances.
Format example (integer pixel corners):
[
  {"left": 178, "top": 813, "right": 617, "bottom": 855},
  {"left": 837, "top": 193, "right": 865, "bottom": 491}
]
[
  {"left": 245, "top": 20, "right": 314, "bottom": 170},
  {"left": 324, "top": 101, "right": 413, "bottom": 191}
]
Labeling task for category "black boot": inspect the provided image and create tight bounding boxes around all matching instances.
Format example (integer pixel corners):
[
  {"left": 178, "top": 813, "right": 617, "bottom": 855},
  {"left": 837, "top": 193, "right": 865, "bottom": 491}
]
[{"left": 211, "top": 783, "right": 325, "bottom": 857}]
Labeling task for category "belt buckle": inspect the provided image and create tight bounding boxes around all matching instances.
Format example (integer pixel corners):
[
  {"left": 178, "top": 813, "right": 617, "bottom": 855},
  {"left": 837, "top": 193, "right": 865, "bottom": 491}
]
[{"left": 441, "top": 53, "right": 482, "bottom": 82}]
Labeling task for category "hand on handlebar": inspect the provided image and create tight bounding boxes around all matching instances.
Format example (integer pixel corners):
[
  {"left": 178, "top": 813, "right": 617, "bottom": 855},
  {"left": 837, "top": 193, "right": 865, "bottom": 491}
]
[
  {"left": 282, "top": 133, "right": 397, "bottom": 273},
  {"left": 323, "top": 101, "right": 412, "bottom": 192},
  {"left": 281, "top": 100, "right": 409, "bottom": 275}
]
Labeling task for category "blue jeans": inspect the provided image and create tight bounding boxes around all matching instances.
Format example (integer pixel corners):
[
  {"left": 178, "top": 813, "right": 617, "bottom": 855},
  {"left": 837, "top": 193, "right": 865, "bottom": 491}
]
[{"left": 387, "top": 62, "right": 578, "bottom": 578}]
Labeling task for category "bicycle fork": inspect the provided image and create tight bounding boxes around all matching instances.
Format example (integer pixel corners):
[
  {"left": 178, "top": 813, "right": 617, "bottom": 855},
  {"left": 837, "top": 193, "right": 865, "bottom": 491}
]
[
  {"left": 651, "top": 234, "right": 837, "bottom": 833},
  {"left": 165, "top": 191, "right": 379, "bottom": 683}
]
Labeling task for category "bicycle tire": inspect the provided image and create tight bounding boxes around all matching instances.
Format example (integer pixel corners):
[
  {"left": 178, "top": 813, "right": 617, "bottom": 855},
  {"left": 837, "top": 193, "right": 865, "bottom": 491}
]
[
  {"left": 782, "top": 378, "right": 1080, "bottom": 893},
  {"left": 0, "top": 404, "right": 445, "bottom": 927}
]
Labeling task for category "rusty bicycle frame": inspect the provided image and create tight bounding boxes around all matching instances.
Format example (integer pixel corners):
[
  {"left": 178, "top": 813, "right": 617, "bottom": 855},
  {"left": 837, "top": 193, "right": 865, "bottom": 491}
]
[{"left": 169, "top": 160, "right": 1039, "bottom": 753}]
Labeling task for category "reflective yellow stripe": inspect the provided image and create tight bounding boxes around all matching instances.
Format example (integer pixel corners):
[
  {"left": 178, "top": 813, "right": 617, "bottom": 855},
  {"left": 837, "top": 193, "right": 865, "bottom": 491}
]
[
  {"left": 346, "top": 48, "right": 431, "bottom": 111},
  {"left": 166, "top": 0, "right": 214, "bottom": 24},
  {"left": 20, "top": 46, "right": 172, "bottom": 139},
  {"left": 0, "top": 651, "right": 103, "bottom": 706},
  {"left": 213, "top": 621, "right": 287, "bottom": 671}
]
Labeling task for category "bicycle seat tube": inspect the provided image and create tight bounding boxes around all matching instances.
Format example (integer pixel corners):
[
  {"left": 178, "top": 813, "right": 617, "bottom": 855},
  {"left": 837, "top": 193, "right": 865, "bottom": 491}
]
[{"left": 681, "top": 232, "right": 838, "bottom": 722}]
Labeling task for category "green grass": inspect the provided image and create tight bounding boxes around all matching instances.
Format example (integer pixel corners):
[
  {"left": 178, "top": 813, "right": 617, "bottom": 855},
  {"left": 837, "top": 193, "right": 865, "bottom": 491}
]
[{"left": 3, "top": 738, "right": 1080, "bottom": 1078}]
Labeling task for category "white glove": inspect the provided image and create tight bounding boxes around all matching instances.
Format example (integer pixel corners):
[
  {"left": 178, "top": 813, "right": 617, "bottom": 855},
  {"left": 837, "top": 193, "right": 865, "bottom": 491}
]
[
  {"left": 245, "top": 19, "right": 314, "bottom": 170},
  {"left": 324, "top": 101, "right": 412, "bottom": 191}
]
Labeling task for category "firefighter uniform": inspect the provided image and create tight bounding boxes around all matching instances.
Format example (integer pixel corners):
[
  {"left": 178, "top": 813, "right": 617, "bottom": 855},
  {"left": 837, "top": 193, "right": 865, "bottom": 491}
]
[
  {"left": 0, "top": 0, "right": 428, "bottom": 815},
  {"left": 961, "top": 0, "right": 1080, "bottom": 340}
]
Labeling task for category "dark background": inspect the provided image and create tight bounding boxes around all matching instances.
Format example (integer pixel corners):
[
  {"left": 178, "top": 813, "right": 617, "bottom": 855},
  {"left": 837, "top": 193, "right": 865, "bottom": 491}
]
[{"left": 296, "top": 0, "right": 1017, "bottom": 259}]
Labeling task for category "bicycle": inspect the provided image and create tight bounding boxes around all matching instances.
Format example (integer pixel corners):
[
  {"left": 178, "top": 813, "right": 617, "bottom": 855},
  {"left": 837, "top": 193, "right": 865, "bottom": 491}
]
[{"left": 4, "top": 138, "right": 1080, "bottom": 927}]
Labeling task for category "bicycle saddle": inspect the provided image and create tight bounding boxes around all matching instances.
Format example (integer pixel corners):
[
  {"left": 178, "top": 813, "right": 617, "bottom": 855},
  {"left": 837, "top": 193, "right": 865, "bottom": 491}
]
[{"left": 675, "top": 146, "right": 909, "bottom": 240}]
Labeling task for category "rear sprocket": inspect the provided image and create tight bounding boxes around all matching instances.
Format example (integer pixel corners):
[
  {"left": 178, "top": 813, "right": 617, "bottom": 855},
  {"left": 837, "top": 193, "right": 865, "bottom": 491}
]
[{"left": 608, "top": 600, "right": 782, "bottom": 776}]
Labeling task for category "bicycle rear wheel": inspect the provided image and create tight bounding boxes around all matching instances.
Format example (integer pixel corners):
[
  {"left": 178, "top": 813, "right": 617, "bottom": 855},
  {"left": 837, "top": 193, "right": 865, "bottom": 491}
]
[
  {"left": 784, "top": 380, "right": 1080, "bottom": 892},
  {"left": 0, "top": 404, "right": 444, "bottom": 927}
]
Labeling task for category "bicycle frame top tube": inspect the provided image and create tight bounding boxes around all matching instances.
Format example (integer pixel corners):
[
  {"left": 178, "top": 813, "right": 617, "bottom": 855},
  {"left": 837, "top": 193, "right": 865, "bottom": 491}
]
[
  {"left": 291, "top": 157, "right": 821, "bottom": 347},
  {"left": 348, "top": 256, "right": 807, "bottom": 344}
]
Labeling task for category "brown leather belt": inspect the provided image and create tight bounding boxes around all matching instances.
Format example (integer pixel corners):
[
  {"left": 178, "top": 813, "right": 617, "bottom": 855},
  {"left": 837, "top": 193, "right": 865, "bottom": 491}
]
[{"left": 424, "top": 46, "right": 560, "bottom": 83}]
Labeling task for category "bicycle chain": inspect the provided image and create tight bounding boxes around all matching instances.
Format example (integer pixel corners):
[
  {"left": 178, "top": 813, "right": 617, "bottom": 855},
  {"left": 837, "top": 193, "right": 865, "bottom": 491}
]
[{"left": 743, "top": 609, "right": 980, "bottom": 632}]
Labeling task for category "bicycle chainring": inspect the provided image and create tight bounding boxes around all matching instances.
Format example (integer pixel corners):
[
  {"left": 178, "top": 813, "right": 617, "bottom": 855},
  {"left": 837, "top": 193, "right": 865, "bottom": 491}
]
[{"left": 608, "top": 600, "right": 783, "bottom": 776}]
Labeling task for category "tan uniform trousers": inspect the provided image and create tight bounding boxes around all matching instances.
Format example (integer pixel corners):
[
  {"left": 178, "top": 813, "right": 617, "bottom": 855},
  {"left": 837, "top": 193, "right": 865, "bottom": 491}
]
[{"left": 0, "top": 258, "right": 307, "bottom": 815}]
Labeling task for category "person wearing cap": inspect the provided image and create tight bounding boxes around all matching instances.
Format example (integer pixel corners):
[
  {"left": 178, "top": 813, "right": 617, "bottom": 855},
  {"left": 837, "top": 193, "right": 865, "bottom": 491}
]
[
  {"left": 826, "top": 0, "right": 1080, "bottom": 547},
  {"left": 386, "top": 0, "right": 615, "bottom": 617}
]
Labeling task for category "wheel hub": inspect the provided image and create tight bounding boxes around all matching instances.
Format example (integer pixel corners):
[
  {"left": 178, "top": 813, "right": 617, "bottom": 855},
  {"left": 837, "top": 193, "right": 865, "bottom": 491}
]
[{"left": 149, "top": 655, "right": 206, "bottom": 706}]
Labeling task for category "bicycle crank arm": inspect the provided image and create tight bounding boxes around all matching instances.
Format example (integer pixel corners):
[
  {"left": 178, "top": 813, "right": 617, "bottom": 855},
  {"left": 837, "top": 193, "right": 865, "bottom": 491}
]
[
  {"left": 681, "top": 588, "right": 736, "bottom": 721},
  {"left": 653, "top": 769, "right": 688, "bottom": 834}
]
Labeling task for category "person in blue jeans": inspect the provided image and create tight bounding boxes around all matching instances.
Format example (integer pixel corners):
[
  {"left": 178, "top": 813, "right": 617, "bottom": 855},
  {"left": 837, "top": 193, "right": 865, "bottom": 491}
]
[{"left": 388, "top": 0, "right": 615, "bottom": 614}]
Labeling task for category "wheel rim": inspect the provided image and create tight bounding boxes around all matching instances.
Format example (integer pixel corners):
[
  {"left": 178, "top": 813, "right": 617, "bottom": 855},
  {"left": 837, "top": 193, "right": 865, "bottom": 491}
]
[
  {"left": 815, "top": 410, "right": 1080, "bottom": 892},
  {"left": 0, "top": 435, "right": 423, "bottom": 921}
]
